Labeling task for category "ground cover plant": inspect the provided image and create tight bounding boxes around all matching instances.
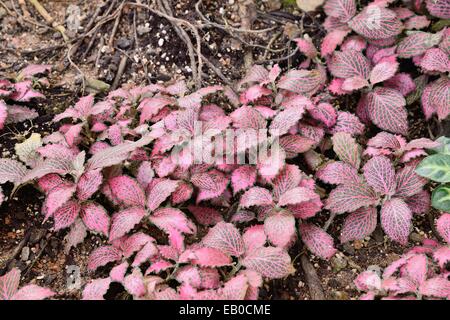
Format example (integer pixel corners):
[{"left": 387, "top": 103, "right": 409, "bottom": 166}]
[{"left": 0, "top": 0, "right": 448, "bottom": 300}]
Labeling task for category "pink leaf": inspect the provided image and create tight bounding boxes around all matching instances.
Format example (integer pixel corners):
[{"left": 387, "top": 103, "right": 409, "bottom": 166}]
[
  {"left": 381, "top": 198, "right": 413, "bottom": 244},
  {"left": 384, "top": 73, "right": 416, "bottom": 96},
  {"left": 367, "top": 87, "right": 408, "bottom": 135},
  {"left": 109, "top": 207, "right": 147, "bottom": 241},
  {"left": 88, "top": 245, "right": 122, "bottom": 271},
  {"left": 243, "top": 225, "right": 267, "bottom": 253},
  {"left": 363, "top": 156, "right": 396, "bottom": 195},
  {"left": 0, "top": 187, "right": 4, "bottom": 206},
  {"left": 321, "top": 29, "right": 351, "bottom": 56},
  {"left": 220, "top": 274, "right": 249, "bottom": 300},
  {"left": 18, "top": 64, "right": 51, "bottom": 79},
  {"left": 171, "top": 182, "right": 193, "bottom": 205},
  {"left": 419, "top": 277, "right": 450, "bottom": 298},
  {"left": 420, "top": 48, "right": 450, "bottom": 73},
  {"left": 110, "top": 262, "right": 129, "bottom": 283},
  {"left": 86, "top": 135, "right": 153, "bottom": 171},
  {"left": 202, "top": 222, "right": 245, "bottom": 257},
  {"left": 426, "top": 0, "right": 450, "bottom": 19},
  {"left": 370, "top": 61, "right": 399, "bottom": 84},
  {"left": 123, "top": 268, "right": 146, "bottom": 297},
  {"left": 119, "top": 232, "right": 153, "bottom": 258},
  {"left": 178, "top": 85, "right": 222, "bottom": 109},
  {"left": 239, "top": 65, "right": 269, "bottom": 86},
  {"left": 433, "top": 246, "right": 450, "bottom": 268},
  {"left": 146, "top": 178, "right": 179, "bottom": 211},
  {"left": 308, "top": 102, "right": 337, "bottom": 127},
  {"left": 150, "top": 207, "right": 196, "bottom": 234},
  {"left": 316, "top": 161, "right": 362, "bottom": 185},
  {"left": 64, "top": 123, "right": 83, "bottom": 147},
  {"left": 341, "top": 207, "right": 378, "bottom": 243},
  {"left": 264, "top": 210, "right": 296, "bottom": 248},
  {"left": 405, "top": 15, "right": 430, "bottom": 30},
  {"left": 354, "top": 270, "right": 382, "bottom": 291},
  {"left": 108, "top": 175, "right": 146, "bottom": 208},
  {"left": 324, "top": 0, "right": 356, "bottom": 22},
  {"left": 241, "top": 246, "right": 293, "bottom": 279},
  {"left": 188, "top": 205, "right": 223, "bottom": 226},
  {"left": 278, "top": 187, "right": 318, "bottom": 206},
  {"left": 80, "top": 203, "right": 110, "bottom": 236},
  {"left": 331, "top": 111, "right": 365, "bottom": 136},
  {"left": 132, "top": 241, "right": 158, "bottom": 267},
  {"left": 279, "top": 135, "right": 315, "bottom": 156},
  {"left": 348, "top": 6, "right": 403, "bottom": 39},
  {"left": 427, "top": 77, "right": 449, "bottom": 121},
  {"left": 0, "top": 159, "right": 28, "bottom": 184},
  {"left": 294, "top": 37, "right": 318, "bottom": 58},
  {"left": 191, "top": 247, "right": 232, "bottom": 267},
  {"left": 0, "top": 268, "right": 20, "bottom": 300},
  {"left": 402, "top": 254, "right": 427, "bottom": 286},
  {"left": 329, "top": 50, "right": 371, "bottom": 79},
  {"left": 53, "top": 200, "right": 81, "bottom": 231},
  {"left": 271, "top": 164, "right": 302, "bottom": 202},
  {"left": 240, "top": 85, "right": 272, "bottom": 104},
  {"left": 64, "top": 218, "right": 87, "bottom": 253},
  {"left": 230, "top": 106, "right": 266, "bottom": 129},
  {"left": 332, "top": 132, "right": 361, "bottom": 168},
  {"left": 11, "top": 285, "right": 55, "bottom": 300},
  {"left": 367, "top": 131, "right": 405, "bottom": 150},
  {"left": 10, "top": 81, "right": 45, "bottom": 102},
  {"left": 277, "top": 69, "right": 324, "bottom": 96},
  {"left": 341, "top": 76, "right": 369, "bottom": 91},
  {"left": 397, "top": 32, "right": 441, "bottom": 58},
  {"left": 288, "top": 198, "right": 323, "bottom": 219},
  {"left": 191, "top": 170, "right": 228, "bottom": 203},
  {"left": 240, "top": 187, "right": 273, "bottom": 208},
  {"left": 325, "top": 182, "right": 378, "bottom": 214},
  {"left": 231, "top": 165, "right": 257, "bottom": 194},
  {"left": 82, "top": 278, "right": 112, "bottom": 300},
  {"left": 139, "top": 97, "right": 173, "bottom": 124},
  {"left": 395, "top": 163, "right": 427, "bottom": 198},
  {"left": 436, "top": 213, "right": 450, "bottom": 243},
  {"left": 0, "top": 100, "right": 6, "bottom": 130},
  {"left": 42, "top": 182, "right": 76, "bottom": 219},
  {"left": 405, "top": 190, "right": 431, "bottom": 214},
  {"left": 269, "top": 105, "right": 305, "bottom": 137},
  {"left": 76, "top": 169, "right": 102, "bottom": 201},
  {"left": 145, "top": 260, "right": 173, "bottom": 275},
  {"left": 299, "top": 223, "right": 337, "bottom": 260}
]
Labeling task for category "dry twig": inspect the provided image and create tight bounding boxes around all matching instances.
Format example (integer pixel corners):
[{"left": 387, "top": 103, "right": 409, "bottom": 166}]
[{"left": 28, "top": 0, "right": 68, "bottom": 41}]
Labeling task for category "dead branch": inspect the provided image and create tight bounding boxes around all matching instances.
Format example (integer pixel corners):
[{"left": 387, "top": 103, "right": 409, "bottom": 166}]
[
  {"left": 300, "top": 255, "right": 326, "bottom": 300},
  {"left": 18, "top": 0, "right": 30, "bottom": 18},
  {"left": 111, "top": 55, "right": 128, "bottom": 90},
  {"left": 28, "top": 0, "right": 68, "bottom": 41},
  {"left": 108, "top": 2, "right": 124, "bottom": 48},
  {"left": 238, "top": 0, "right": 257, "bottom": 69}
]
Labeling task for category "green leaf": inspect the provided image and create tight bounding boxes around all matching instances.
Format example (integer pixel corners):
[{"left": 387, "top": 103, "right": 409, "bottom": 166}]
[
  {"left": 431, "top": 136, "right": 450, "bottom": 155},
  {"left": 416, "top": 154, "right": 450, "bottom": 183},
  {"left": 431, "top": 185, "right": 450, "bottom": 211}
]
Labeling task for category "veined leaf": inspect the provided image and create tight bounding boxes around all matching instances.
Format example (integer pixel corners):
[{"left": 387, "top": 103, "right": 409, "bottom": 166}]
[
  {"left": 416, "top": 154, "right": 450, "bottom": 183},
  {"left": 431, "top": 185, "right": 450, "bottom": 211}
]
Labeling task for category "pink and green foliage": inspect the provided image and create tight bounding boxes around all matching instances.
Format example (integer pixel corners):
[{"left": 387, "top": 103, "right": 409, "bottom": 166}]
[
  {"left": 320, "top": 131, "right": 436, "bottom": 245},
  {"left": 0, "top": 268, "right": 54, "bottom": 300},
  {"left": 0, "top": 65, "right": 50, "bottom": 130},
  {"left": 354, "top": 231, "right": 450, "bottom": 300}
]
